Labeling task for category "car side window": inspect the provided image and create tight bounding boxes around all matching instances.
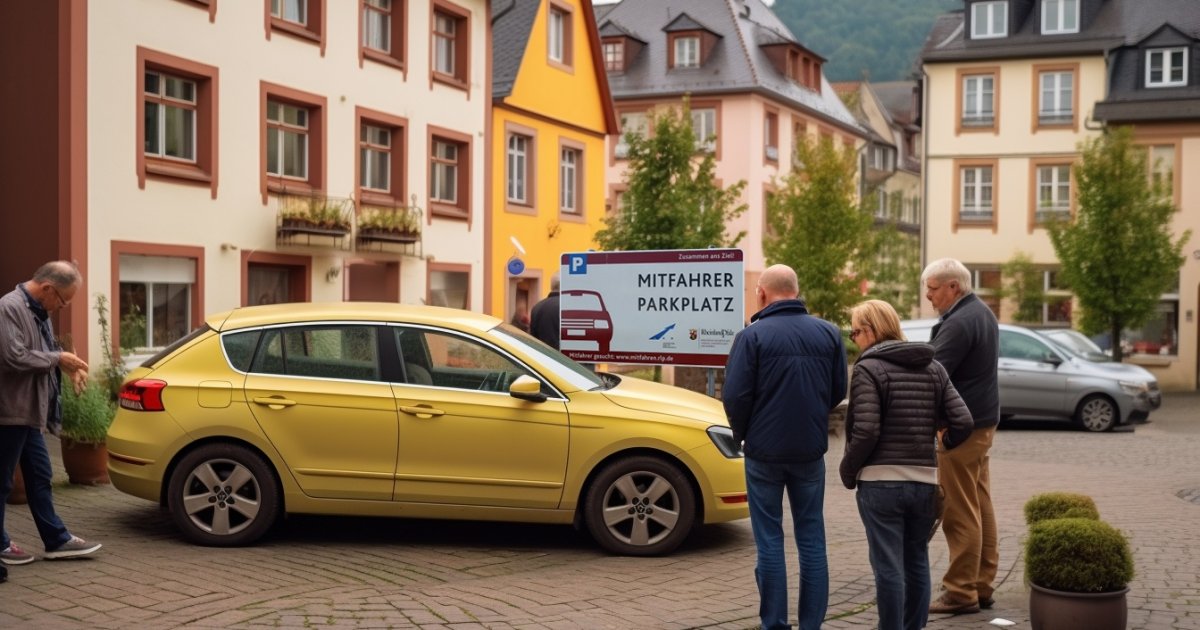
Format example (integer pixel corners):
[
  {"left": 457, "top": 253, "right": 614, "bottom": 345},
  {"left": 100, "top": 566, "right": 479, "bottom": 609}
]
[
  {"left": 396, "top": 328, "right": 531, "bottom": 392},
  {"left": 221, "top": 330, "right": 262, "bottom": 372},
  {"left": 250, "top": 325, "right": 381, "bottom": 382},
  {"left": 1000, "top": 331, "right": 1052, "bottom": 362}
]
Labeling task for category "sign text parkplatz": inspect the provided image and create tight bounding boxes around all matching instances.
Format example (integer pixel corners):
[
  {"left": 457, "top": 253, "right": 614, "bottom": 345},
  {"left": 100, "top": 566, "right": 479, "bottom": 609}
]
[{"left": 559, "top": 249, "right": 744, "bottom": 367}]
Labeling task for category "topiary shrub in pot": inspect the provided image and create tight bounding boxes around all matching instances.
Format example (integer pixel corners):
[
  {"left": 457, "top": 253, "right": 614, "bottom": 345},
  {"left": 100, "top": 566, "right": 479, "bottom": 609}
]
[
  {"left": 1025, "top": 513, "right": 1134, "bottom": 630},
  {"left": 1024, "top": 491, "right": 1100, "bottom": 525}
]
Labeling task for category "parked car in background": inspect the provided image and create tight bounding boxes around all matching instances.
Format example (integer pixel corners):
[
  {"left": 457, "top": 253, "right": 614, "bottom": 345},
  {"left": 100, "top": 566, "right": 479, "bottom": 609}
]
[
  {"left": 901, "top": 320, "right": 1161, "bottom": 432},
  {"left": 1036, "top": 328, "right": 1110, "bottom": 362},
  {"left": 107, "top": 303, "right": 748, "bottom": 555}
]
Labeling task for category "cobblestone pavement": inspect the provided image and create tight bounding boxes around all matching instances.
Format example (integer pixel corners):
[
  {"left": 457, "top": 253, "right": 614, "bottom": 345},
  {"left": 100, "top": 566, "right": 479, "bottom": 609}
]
[{"left": 2, "top": 393, "right": 1198, "bottom": 629}]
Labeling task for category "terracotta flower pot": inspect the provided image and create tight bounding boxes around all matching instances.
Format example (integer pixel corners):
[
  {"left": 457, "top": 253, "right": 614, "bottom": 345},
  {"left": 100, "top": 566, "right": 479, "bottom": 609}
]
[
  {"left": 60, "top": 439, "right": 110, "bottom": 485},
  {"left": 6, "top": 466, "right": 27, "bottom": 505}
]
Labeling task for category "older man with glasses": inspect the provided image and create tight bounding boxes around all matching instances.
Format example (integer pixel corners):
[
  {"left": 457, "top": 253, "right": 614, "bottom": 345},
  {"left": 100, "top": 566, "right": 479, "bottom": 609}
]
[
  {"left": 920, "top": 258, "right": 999, "bottom": 616},
  {"left": 0, "top": 261, "right": 103, "bottom": 574}
]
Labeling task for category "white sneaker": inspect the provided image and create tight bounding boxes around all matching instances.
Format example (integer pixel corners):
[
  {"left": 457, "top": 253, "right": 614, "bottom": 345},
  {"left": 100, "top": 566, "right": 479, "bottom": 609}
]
[{"left": 44, "top": 535, "right": 102, "bottom": 559}]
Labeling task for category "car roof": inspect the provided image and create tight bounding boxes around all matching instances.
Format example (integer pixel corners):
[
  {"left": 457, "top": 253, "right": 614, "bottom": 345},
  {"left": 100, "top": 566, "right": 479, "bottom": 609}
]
[{"left": 205, "top": 302, "right": 502, "bottom": 333}]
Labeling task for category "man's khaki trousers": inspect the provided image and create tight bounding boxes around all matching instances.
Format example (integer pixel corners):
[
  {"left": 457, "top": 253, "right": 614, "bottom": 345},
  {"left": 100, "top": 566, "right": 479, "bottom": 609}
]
[{"left": 937, "top": 426, "right": 998, "bottom": 603}]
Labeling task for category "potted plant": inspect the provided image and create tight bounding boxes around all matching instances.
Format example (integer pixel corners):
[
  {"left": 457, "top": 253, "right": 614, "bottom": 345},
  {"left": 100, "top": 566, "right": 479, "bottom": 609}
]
[
  {"left": 1024, "top": 493, "right": 1134, "bottom": 629},
  {"left": 357, "top": 205, "right": 421, "bottom": 243},
  {"left": 58, "top": 294, "right": 123, "bottom": 485},
  {"left": 1024, "top": 491, "right": 1100, "bottom": 524}
]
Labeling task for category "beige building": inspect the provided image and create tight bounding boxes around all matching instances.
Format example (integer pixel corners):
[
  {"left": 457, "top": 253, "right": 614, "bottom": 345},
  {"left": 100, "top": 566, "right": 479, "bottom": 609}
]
[
  {"left": 0, "top": 0, "right": 489, "bottom": 366},
  {"left": 921, "top": 0, "right": 1199, "bottom": 390}
]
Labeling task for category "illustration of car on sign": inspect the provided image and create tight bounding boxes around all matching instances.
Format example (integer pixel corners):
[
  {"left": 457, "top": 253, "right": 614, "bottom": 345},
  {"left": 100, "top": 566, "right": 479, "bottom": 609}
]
[{"left": 560, "top": 289, "right": 613, "bottom": 354}]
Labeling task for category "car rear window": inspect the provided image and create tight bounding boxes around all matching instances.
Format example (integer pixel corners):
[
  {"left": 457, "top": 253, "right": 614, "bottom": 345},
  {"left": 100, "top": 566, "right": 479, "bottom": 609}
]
[
  {"left": 140, "top": 325, "right": 213, "bottom": 368},
  {"left": 221, "top": 330, "right": 262, "bottom": 372}
]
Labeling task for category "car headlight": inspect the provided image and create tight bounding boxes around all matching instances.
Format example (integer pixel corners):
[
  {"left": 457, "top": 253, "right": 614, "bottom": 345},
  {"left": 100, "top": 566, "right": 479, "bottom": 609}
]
[
  {"left": 594, "top": 320, "right": 609, "bottom": 329},
  {"left": 707, "top": 426, "right": 743, "bottom": 459},
  {"left": 1119, "top": 380, "right": 1149, "bottom": 396}
]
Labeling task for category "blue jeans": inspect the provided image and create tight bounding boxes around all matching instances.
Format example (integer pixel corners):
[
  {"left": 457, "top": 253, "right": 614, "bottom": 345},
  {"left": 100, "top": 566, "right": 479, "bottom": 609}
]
[
  {"left": 0, "top": 426, "right": 71, "bottom": 551},
  {"left": 745, "top": 457, "right": 828, "bottom": 630},
  {"left": 855, "top": 481, "right": 938, "bottom": 630}
]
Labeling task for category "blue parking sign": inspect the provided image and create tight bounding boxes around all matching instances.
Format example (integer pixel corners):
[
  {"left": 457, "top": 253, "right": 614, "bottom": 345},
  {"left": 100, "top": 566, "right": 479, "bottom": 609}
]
[{"left": 568, "top": 254, "right": 588, "bottom": 274}]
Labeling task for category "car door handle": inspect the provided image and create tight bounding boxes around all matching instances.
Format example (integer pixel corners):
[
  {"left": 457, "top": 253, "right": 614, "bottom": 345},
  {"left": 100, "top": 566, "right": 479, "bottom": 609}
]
[
  {"left": 399, "top": 405, "right": 445, "bottom": 418},
  {"left": 253, "top": 396, "right": 297, "bottom": 409}
]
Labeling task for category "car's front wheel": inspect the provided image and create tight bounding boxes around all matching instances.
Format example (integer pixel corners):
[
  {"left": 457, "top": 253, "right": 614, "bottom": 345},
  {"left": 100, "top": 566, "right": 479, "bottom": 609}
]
[
  {"left": 167, "top": 443, "right": 281, "bottom": 546},
  {"left": 1075, "top": 395, "right": 1117, "bottom": 432},
  {"left": 583, "top": 456, "right": 696, "bottom": 556}
]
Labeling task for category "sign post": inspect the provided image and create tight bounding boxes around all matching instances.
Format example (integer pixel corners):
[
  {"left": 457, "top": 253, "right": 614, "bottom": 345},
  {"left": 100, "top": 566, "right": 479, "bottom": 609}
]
[{"left": 558, "top": 249, "right": 744, "bottom": 370}]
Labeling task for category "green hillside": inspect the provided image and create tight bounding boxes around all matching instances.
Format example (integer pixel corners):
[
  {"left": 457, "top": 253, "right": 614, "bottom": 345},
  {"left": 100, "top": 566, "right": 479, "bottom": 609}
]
[{"left": 771, "top": 0, "right": 959, "bottom": 82}]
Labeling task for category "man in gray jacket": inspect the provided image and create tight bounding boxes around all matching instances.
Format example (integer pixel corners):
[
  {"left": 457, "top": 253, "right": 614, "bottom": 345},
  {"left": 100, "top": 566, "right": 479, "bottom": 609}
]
[
  {"left": 921, "top": 258, "right": 1000, "bottom": 615},
  {"left": 0, "top": 261, "right": 103, "bottom": 568}
]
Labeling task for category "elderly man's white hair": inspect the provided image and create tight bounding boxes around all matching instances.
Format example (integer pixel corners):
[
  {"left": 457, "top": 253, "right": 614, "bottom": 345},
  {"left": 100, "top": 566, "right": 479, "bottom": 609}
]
[{"left": 920, "top": 258, "right": 973, "bottom": 294}]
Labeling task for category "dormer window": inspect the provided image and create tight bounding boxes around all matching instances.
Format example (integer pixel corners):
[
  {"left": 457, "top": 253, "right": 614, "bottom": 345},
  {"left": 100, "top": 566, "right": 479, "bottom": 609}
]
[
  {"left": 674, "top": 36, "right": 700, "bottom": 68},
  {"left": 603, "top": 40, "right": 624, "bottom": 71},
  {"left": 1042, "top": 0, "right": 1078, "bottom": 34},
  {"left": 971, "top": 1, "right": 1008, "bottom": 39},
  {"left": 1146, "top": 47, "right": 1188, "bottom": 88}
]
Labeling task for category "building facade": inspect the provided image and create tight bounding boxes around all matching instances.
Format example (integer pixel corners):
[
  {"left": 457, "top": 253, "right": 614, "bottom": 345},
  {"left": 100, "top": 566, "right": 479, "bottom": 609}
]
[
  {"left": 922, "top": 0, "right": 1199, "bottom": 389},
  {"left": 0, "top": 0, "right": 489, "bottom": 366},
  {"left": 488, "top": 0, "right": 616, "bottom": 326},
  {"left": 595, "top": 0, "right": 866, "bottom": 314}
]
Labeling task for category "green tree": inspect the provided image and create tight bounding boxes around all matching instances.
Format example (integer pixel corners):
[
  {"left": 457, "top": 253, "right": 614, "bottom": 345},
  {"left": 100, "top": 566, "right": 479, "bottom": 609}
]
[
  {"left": 765, "top": 136, "right": 874, "bottom": 327},
  {"left": 1047, "top": 127, "right": 1190, "bottom": 361},
  {"left": 596, "top": 97, "right": 747, "bottom": 251},
  {"left": 1001, "top": 251, "right": 1046, "bottom": 324}
]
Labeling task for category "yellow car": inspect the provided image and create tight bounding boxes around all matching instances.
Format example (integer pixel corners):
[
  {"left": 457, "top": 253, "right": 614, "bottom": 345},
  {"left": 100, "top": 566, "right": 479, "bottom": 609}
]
[{"left": 108, "top": 303, "right": 748, "bottom": 556}]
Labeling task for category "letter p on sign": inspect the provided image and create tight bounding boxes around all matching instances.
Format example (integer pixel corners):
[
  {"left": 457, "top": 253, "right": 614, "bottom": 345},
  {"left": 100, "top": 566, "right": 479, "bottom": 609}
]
[{"left": 569, "top": 254, "right": 587, "bottom": 274}]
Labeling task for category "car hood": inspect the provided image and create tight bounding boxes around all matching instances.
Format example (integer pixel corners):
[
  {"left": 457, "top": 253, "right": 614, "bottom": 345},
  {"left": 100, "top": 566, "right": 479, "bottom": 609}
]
[
  {"left": 1066, "top": 357, "right": 1156, "bottom": 383},
  {"left": 601, "top": 375, "right": 728, "bottom": 426}
]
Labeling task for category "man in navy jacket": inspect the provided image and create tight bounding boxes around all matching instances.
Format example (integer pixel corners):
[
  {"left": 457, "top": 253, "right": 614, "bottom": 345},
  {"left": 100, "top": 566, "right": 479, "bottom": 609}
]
[{"left": 723, "top": 264, "right": 847, "bottom": 630}]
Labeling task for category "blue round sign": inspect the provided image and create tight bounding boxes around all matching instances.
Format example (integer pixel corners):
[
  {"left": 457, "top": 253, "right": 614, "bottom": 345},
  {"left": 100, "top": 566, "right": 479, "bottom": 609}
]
[{"left": 507, "top": 257, "right": 525, "bottom": 275}]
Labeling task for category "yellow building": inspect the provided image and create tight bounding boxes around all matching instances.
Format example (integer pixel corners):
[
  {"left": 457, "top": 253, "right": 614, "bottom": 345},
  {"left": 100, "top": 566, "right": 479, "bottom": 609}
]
[{"left": 487, "top": 0, "right": 617, "bottom": 325}]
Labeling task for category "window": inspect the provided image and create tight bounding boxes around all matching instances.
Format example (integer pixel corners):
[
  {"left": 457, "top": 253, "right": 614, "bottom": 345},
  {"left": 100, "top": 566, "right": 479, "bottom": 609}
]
[
  {"left": 1035, "top": 164, "right": 1071, "bottom": 221},
  {"left": 117, "top": 254, "right": 195, "bottom": 352},
  {"left": 674, "top": 36, "right": 700, "bottom": 68},
  {"left": 614, "top": 111, "right": 647, "bottom": 158},
  {"left": 869, "top": 145, "right": 893, "bottom": 171},
  {"left": 559, "top": 144, "right": 582, "bottom": 215},
  {"left": 428, "top": 128, "right": 471, "bottom": 218},
  {"left": 971, "top": 1, "right": 1007, "bottom": 38},
  {"left": 398, "top": 328, "right": 531, "bottom": 392},
  {"left": 253, "top": 325, "right": 381, "bottom": 382},
  {"left": 1146, "top": 48, "right": 1187, "bottom": 88},
  {"left": 692, "top": 107, "right": 716, "bottom": 153},
  {"left": 272, "top": 0, "right": 306, "bottom": 25},
  {"left": 267, "top": 100, "right": 309, "bottom": 180},
  {"left": 764, "top": 111, "right": 779, "bottom": 162},
  {"left": 428, "top": 265, "right": 470, "bottom": 309},
  {"left": 1148, "top": 144, "right": 1176, "bottom": 200},
  {"left": 1124, "top": 289, "right": 1179, "bottom": 356},
  {"left": 137, "top": 48, "right": 218, "bottom": 194},
  {"left": 246, "top": 253, "right": 310, "bottom": 306},
  {"left": 355, "top": 108, "right": 407, "bottom": 206},
  {"left": 876, "top": 189, "right": 889, "bottom": 219},
  {"left": 1042, "top": 0, "right": 1078, "bottom": 34},
  {"left": 432, "top": 2, "right": 470, "bottom": 88},
  {"left": 144, "top": 72, "right": 197, "bottom": 163},
  {"left": 268, "top": 0, "right": 323, "bottom": 47},
  {"left": 960, "top": 166, "right": 994, "bottom": 221},
  {"left": 971, "top": 268, "right": 1002, "bottom": 316},
  {"left": 361, "top": 0, "right": 404, "bottom": 69},
  {"left": 547, "top": 2, "right": 573, "bottom": 69},
  {"left": 261, "top": 83, "right": 326, "bottom": 198},
  {"left": 506, "top": 132, "right": 532, "bottom": 205},
  {"left": 602, "top": 41, "right": 623, "bottom": 71},
  {"left": 962, "top": 74, "right": 995, "bottom": 127},
  {"left": 1038, "top": 69, "right": 1074, "bottom": 126},
  {"left": 1042, "top": 269, "right": 1072, "bottom": 324}
]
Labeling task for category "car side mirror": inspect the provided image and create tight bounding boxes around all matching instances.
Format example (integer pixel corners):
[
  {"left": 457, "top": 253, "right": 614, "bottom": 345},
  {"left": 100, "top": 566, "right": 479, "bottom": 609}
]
[
  {"left": 509, "top": 375, "right": 547, "bottom": 402},
  {"left": 1042, "top": 353, "right": 1063, "bottom": 366}
]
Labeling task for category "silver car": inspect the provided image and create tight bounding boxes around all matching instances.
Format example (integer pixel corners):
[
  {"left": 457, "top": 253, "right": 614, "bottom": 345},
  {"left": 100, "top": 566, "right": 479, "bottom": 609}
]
[{"left": 901, "top": 320, "right": 1161, "bottom": 432}]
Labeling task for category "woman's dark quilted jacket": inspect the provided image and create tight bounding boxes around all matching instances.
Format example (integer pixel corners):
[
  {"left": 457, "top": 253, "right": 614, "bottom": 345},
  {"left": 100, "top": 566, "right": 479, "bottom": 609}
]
[{"left": 839, "top": 340, "right": 975, "bottom": 489}]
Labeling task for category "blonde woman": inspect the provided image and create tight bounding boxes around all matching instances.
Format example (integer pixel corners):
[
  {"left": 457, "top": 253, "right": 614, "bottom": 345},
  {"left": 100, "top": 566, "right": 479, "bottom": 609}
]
[{"left": 840, "top": 300, "right": 973, "bottom": 630}]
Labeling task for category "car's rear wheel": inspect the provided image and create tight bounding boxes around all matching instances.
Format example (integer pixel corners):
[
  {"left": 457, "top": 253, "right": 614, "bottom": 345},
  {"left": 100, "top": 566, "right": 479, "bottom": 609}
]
[
  {"left": 1075, "top": 395, "right": 1117, "bottom": 432},
  {"left": 583, "top": 456, "right": 696, "bottom": 556},
  {"left": 167, "top": 443, "right": 280, "bottom": 546}
]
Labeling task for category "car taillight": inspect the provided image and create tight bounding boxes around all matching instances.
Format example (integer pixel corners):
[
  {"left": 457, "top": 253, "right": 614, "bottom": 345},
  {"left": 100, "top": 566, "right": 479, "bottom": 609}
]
[{"left": 119, "top": 379, "right": 167, "bottom": 412}]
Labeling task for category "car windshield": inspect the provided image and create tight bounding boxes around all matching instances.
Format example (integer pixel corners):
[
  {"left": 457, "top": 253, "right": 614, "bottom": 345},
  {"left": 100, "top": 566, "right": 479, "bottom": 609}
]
[
  {"left": 1040, "top": 331, "right": 1110, "bottom": 362},
  {"left": 562, "top": 292, "right": 604, "bottom": 311},
  {"left": 488, "top": 324, "right": 607, "bottom": 390}
]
